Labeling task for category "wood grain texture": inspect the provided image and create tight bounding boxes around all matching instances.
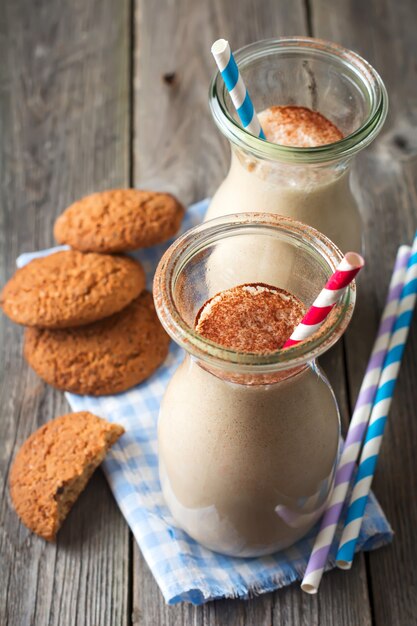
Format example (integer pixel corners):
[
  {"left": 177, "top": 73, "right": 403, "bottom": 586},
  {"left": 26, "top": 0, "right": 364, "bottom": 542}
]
[
  {"left": 133, "top": 0, "right": 306, "bottom": 205},
  {"left": 311, "top": 0, "right": 417, "bottom": 624},
  {"left": 132, "top": 1, "right": 371, "bottom": 624},
  {"left": 2, "top": 0, "right": 416, "bottom": 624},
  {"left": 0, "top": 0, "right": 131, "bottom": 624}
]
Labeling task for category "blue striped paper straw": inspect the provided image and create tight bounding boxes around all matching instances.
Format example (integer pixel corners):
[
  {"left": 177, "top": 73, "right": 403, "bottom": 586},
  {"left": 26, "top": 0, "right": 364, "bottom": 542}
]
[
  {"left": 336, "top": 231, "right": 417, "bottom": 569},
  {"left": 211, "top": 39, "right": 266, "bottom": 139},
  {"left": 301, "top": 244, "right": 411, "bottom": 593}
]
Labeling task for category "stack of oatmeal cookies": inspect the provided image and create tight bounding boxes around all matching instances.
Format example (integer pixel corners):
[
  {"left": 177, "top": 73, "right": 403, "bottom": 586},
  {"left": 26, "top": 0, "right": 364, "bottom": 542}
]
[{"left": 1, "top": 189, "right": 184, "bottom": 395}]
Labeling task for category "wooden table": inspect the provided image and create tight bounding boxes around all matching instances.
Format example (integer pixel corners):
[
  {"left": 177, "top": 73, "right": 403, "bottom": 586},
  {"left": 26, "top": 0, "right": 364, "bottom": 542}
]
[{"left": 1, "top": 1, "right": 416, "bottom": 624}]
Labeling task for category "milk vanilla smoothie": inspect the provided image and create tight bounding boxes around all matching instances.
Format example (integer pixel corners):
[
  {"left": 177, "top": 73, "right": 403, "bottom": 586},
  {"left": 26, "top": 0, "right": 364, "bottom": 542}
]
[
  {"left": 154, "top": 214, "right": 356, "bottom": 557},
  {"left": 159, "top": 284, "right": 339, "bottom": 555},
  {"left": 208, "top": 38, "right": 388, "bottom": 252},
  {"left": 207, "top": 105, "right": 361, "bottom": 252}
]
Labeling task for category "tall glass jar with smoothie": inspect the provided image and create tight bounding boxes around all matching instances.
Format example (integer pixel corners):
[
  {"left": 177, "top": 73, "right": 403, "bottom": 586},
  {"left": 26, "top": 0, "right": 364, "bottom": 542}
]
[
  {"left": 154, "top": 214, "right": 357, "bottom": 557},
  {"left": 207, "top": 37, "right": 388, "bottom": 252}
]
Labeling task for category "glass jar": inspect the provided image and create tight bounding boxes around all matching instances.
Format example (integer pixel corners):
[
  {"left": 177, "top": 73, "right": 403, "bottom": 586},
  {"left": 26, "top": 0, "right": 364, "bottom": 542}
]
[
  {"left": 154, "top": 213, "right": 356, "bottom": 557},
  {"left": 207, "top": 37, "right": 388, "bottom": 253}
]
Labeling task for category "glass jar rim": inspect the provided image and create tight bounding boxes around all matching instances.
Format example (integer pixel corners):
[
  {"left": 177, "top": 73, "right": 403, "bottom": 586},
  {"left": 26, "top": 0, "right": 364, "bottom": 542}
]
[
  {"left": 209, "top": 36, "right": 388, "bottom": 164},
  {"left": 153, "top": 213, "right": 357, "bottom": 374}
]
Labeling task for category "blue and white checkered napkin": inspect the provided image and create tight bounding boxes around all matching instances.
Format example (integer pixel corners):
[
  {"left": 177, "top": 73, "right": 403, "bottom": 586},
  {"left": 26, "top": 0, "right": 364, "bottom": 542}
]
[{"left": 17, "top": 199, "right": 393, "bottom": 605}]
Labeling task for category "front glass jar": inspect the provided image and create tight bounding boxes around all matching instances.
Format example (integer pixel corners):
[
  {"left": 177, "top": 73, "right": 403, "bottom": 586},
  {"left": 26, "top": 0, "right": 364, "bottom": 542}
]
[
  {"left": 154, "top": 214, "right": 356, "bottom": 557},
  {"left": 207, "top": 37, "right": 388, "bottom": 252}
]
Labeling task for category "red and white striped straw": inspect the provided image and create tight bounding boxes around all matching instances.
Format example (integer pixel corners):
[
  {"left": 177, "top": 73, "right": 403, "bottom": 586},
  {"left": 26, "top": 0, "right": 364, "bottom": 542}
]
[{"left": 283, "top": 252, "right": 364, "bottom": 349}]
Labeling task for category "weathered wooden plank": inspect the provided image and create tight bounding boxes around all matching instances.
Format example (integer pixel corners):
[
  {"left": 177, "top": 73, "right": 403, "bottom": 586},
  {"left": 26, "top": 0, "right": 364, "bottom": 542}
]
[
  {"left": 311, "top": 0, "right": 417, "bottom": 624},
  {"left": 0, "top": 1, "right": 131, "bottom": 624},
  {"left": 133, "top": 0, "right": 307, "bottom": 205},
  {"left": 133, "top": 1, "right": 371, "bottom": 624}
]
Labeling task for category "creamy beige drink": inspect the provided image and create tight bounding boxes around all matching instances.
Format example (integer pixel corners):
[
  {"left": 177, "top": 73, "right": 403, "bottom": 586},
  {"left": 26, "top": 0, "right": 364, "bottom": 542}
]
[
  {"left": 158, "top": 284, "right": 340, "bottom": 556},
  {"left": 208, "top": 39, "right": 388, "bottom": 254},
  {"left": 154, "top": 213, "right": 356, "bottom": 558},
  {"left": 159, "top": 359, "right": 339, "bottom": 556},
  {"left": 206, "top": 106, "right": 362, "bottom": 252}
]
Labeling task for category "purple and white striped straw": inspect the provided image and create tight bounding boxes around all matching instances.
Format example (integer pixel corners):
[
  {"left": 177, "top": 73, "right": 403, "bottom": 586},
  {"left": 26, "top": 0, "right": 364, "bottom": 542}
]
[
  {"left": 301, "top": 244, "right": 411, "bottom": 594},
  {"left": 336, "top": 231, "right": 417, "bottom": 568}
]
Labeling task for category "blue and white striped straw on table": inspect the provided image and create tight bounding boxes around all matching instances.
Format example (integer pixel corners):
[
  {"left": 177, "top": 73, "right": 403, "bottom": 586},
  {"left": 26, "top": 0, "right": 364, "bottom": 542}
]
[
  {"left": 336, "top": 231, "right": 417, "bottom": 569},
  {"left": 211, "top": 39, "right": 266, "bottom": 139},
  {"left": 301, "top": 243, "right": 411, "bottom": 593}
]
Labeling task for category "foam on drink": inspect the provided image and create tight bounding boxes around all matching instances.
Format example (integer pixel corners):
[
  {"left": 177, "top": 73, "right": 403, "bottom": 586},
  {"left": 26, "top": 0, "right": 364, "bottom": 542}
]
[
  {"left": 195, "top": 283, "right": 306, "bottom": 353},
  {"left": 258, "top": 105, "right": 343, "bottom": 147},
  {"left": 206, "top": 104, "right": 362, "bottom": 253}
]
